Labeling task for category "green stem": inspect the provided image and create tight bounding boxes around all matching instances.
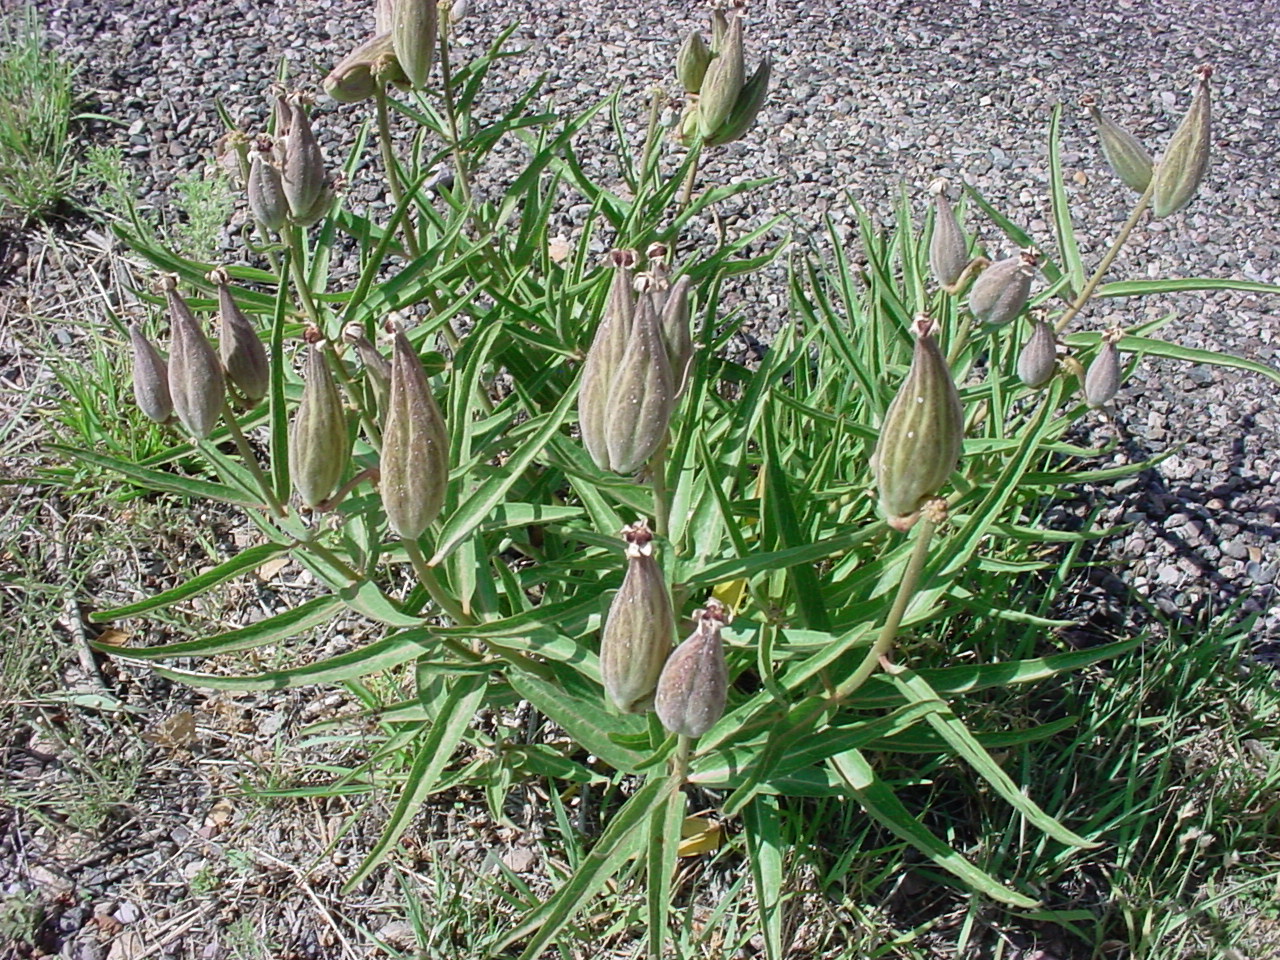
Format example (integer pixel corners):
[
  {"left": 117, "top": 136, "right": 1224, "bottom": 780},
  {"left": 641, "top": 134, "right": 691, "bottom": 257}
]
[
  {"left": 285, "top": 225, "right": 323, "bottom": 329},
  {"left": 678, "top": 142, "right": 702, "bottom": 212},
  {"left": 220, "top": 400, "right": 286, "bottom": 517},
  {"left": 403, "top": 539, "right": 470, "bottom": 624},
  {"left": 1054, "top": 181, "right": 1154, "bottom": 335},
  {"left": 637, "top": 86, "right": 664, "bottom": 201},
  {"left": 301, "top": 539, "right": 362, "bottom": 584},
  {"left": 672, "top": 734, "right": 692, "bottom": 782},
  {"left": 437, "top": 15, "right": 473, "bottom": 207},
  {"left": 650, "top": 439, "right": 670, "bottom": 541},
  {"left": 375, "top": 86, "right": 421, "bottom": 258}
]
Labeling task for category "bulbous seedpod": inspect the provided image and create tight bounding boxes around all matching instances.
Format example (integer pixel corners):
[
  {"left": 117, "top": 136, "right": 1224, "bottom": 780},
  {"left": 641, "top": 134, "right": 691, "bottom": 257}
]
[
  {"left": 655, "top": 600, "right": 729, "bottom": 739},
  {"left": 289, "top": 344, "right": 350, "bottom": 508},
  {"left": 247, "top": 148, "right": 288, "bottom": 232},
  {"left": 380, "top": 330, "right": 448, "bottom": 540},
  {"left": 600, "top": 522, "right": 676, "bottom": 714},
  {"left": 392, "top": 0, "right": 437, "bottom": 89},
  {"left": 1084, "top": 95, "right": 1153, "bottom": 194},
  {"left": 1017, "top": 319, "right": 1058, "bottom": 389},
  {"left": 698, "top": 15, "right": 744, "bottom": 140},
  {"left": 677, "top": 31, "right": 711, "bottom": 94},
  {"left": 281, "top": 98, "right": 326, "bottom": 223},
  {"left": 871, "top": 316, "right": 965, "bottom": 532},
  {"left": 604, "top": 294, "right": 676, "bottom": 475},
  {"left": 1084, "top": 339, "right": 1122, "bottom": 408},
  {"left": 324, "top": 33, "right": 405, "bottom": 103},
  {"left": 375, "top": 0, "right": 394, "bottom": 33},
  {"left": 704, "top": 55, "right": 771, "bottom": 147},
  {"left": 579, "top": 250, "right": 638, "bottom": 470},
  {"left": 210, "top": 268, "right": 269, "bottom": 404},
  {"left": 128, "top": 324, "right": 172, "bottom": 424},
  {"left": 1153, "top": 65, "right": 1212, "bottom": 218},
  {"left": 929, "top": 181, "right": 968, "bottom": 290},
  {"left": 658, "top": 274, "right": 694, "bottom": 396},
  {"left": 968, "top": 251, "right": 1036, "bottom": 327},
  {"left": 164, "top": 280, "right": 224, "bottom": 440}
]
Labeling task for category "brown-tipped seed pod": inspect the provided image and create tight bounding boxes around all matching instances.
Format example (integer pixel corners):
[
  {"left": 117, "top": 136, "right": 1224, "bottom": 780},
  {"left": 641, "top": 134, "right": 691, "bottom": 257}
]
[
  {"left": 677, "top": 31, "right": 712, "bottom": 95},
  {"left": 128, "top": 323, "right": 173, "bottom": 424},
  {"left": 704, "top": 55, "right": 771, "bottom": 147},
  {"left": 929, "top": 181, "right": 968, "bottom": 290},
  {"left": 281, "top": 98, "right": 326, "bottom": 224},
  {"left": 324, "top": 33, "right": 406, "bottom": 103},
  {"left": 289, "top": 345, "right": 350, "bottom": 508},
  {"left": 210, "top": 269, "right": 269, "bottom": 404},
  {"left": 658, "top": 274, "right": 695, "bottom": 397},
  {"left": 164, "top": 281, "right": 224, "bottom": 440},
  {"left": 698, "top": 15, "right": 745, "bottom": 140},
  {"left": 1084, "top": 339, "right": 1122, "bottom": 409},
  {"left": 247, "top": 148, "right": 288, "bottom": 232},
  {"left": 871, "top": 316, "right": 965, "bottom": 532},
  {"left": 1084, "top": 96, "right": 1153, "bottom": 194},
  {"left": 604, "top": 293, "right": 676, "bottom": 475},
  {"left": 655, "top": 600, "right": 729, "bottom": 739},
  {"left": 600, "top": 522, "right": 676, "bottom": 714},
  {"left": 392, "top": 0, "right": 437, "bottom": 89},
  {"left": 380, "top": 330, "right": 448, "bottom": 540},
  {"left": 1153, "top": 66, "right": 1212, "bottom": 219},
  {"left": 1017, "top": 319, "right": 1058, "bottom": 389},
  {"left": 579, "top": 251, "right": 638, "bottom": 471},
  {"left": 968, "top": 251, "right": 1037, "bottom": 327}
]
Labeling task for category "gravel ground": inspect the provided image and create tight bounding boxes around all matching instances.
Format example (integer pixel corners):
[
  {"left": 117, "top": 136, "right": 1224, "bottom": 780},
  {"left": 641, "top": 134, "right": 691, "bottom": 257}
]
[{"left": 4, "top": 0, "right": 1280, "bottom": 956}]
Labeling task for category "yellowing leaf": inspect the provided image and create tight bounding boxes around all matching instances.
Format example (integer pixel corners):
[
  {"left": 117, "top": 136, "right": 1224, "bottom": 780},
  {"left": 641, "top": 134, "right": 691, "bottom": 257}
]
[{"left": 678, "top": 816, "right": 722, "bottom": 857}]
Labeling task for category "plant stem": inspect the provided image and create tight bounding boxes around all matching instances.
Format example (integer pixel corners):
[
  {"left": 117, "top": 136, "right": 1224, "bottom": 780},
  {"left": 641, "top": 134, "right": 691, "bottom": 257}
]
[
  {"left": 285, "top": 225, "right": 324, "bottom": 329},
  {"left": 637, "top": 86, "right": 664, "bottom": 201},
  {"left": 374, "top": 86, "right": 421, "bottom": 258},
  {"left": 672, "top": 734, "right": 692, "bottom": 782},
  {"left": 220, "top": 400, "right": 286, "bottom": 517},
  {"left": 650, "top": 439, "right": 670, "bottom": 541},
  {"left": 678, "top": 142, "right": 702, "bottom": 212},
  {"left": 403, "top": 539, "right": 470, "bottom": 623},
  {"left": 1054, "top": 181, "right": 1154, "bottom": 335},
  {"left": 437, "top": 14, "right": 473, "bottom": 207}
]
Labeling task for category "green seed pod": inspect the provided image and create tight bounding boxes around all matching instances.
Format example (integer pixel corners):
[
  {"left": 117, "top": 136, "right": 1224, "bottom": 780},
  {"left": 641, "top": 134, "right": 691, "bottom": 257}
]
[
  {"left": 968, "top": 251, "right": 1036, "bottom": 327},
  {"left": 579, "top": 250, "right": 638, "bottom": 471},
  {"left": 658, "top": 274, "right": 694, "bottom": 396},
  {"left": 704, "top": 55, "right": 771, "bottom": 147},
  {"left": 929, "top": 181, "right": 968, "bottom": 290},
  {"left": 392, "top": 0, "right": 437, "bottom": 89},
  {"left": 247, "top": 148, "right": 288, "bottom": 232},
  {"left": 655, "top": 600, "right": 729, "bottom": 739},
  {"left": 210, "top": 268, "right": 269, "bottom": 404},
  {"left": 289, "top": 344, "right": 350, "bottom": 508},
  {"left": 677, "top": 31, "right": 712, "bottom": 95},
  {"left": 164, "top": 280, "right": 224, "bottom": 440},
  {"left": 1084, "top": 96, "right": 1153, "bottom": 194},
  {"left": 1153, "top": 66, "right": 1212, "bottom": 218},
  {"left": 604, "top": 293, "right": 676, "bottom": 475},
  {"left": 600, "top": 522, "right": 676, "bottom": 714},
  {"left": 343, "top": 323, "right": 391, "bottom": 417},
  {"left": 375, "top": 0, "right": 394, "bottom": 34},
  {"left": 871, "top": 316, "right": 965, "bottom": 531},
  {"left": 380, "top": 330, "right": 448, "bottom": 540},
  {"left": 281, "top": 99, "right": 325, "bottom": 223},
  {"left": 1084, "top": 340, "right": 1122, "bottom": 408},
  {"left": 697, "top": 15, "right": 744, "bottom": 140},
  {"left": 128, "top": 323, "right": 172, "bottom": 424},
  {"left": 1017, "top": 319, "right": 1058, "bottom": 389},
  {"left": 324, "top": 33, "right": 403, "bottom": 104},
  {"left": 710, "top": 7, "right": 729, "bottom": 51}
]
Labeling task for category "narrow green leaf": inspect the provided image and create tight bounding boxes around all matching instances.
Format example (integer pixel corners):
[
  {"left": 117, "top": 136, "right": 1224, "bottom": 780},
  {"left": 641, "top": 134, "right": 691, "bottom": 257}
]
[
  {"left": 52, "top": 445, "right": 265, "bottom": 507},
  {"left": 1047, "top": 105, "right": 1084, "bottom": 299},
  {"left": 507, "top": 669, "right": 646, "bottom": 773},
  {"left": 743, "top": 796, "right": 785, "bottom": 960}
]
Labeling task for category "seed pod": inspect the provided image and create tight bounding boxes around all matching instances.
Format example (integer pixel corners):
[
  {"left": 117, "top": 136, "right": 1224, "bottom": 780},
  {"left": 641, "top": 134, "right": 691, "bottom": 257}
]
[
  {"left": 710, "top": 7, "right": 729, "bottom": 50},
  {"left": 704, "top": 55, "right": 771, "bottom": 147},
  {"left": 1084, "top": 340, "right": 1122, "bottom": 408},
  {"left": 600, "top": 522, "right": 676, "bottom": 714},
  {"left": 1084, "top": 96, "right": 1153, "bottom": 194},
  {"left": 380, "top": 331, "right": 448, "bottom": 540},
  {"left": 128, "top": 324, "right": 172, "bottom": 424},
  {"left": 392, "top": 0, "right": 437, "bottom": 89},
  {"left": 968, "top": 251, "right": 1036, "bottom": 327},
  {"left": 247, "top": 148, "right": 288, "bottom": 232},
  {"left": 1152, "top": 66, "right": 1212, "bottom": 218},
  {"left": 210, "top": 268, "right": 269, "bottom": 404},
  {"left": 343, "top": 322, "right": 391, "bottom": 416},
  {"left": 658, "top": 274, "right": 694, "bottom": 397},
  {"left": 604, "top": 294, "right": 676, "bottom": 475},
  {"left": 697, "top": 15, "right": 744, "bottom": 140},
  {"left": 375, "top": 0, "right": 394, "bottom": 33},
  {"left": 929, "top": 181, "right": 968, "bottom": 290},
  {"left": 677, "top": 31, "right": 711, "bottom": 94},
  {"left": 655, "top": 600, "right": 729, "bottom": 739},
  {"left": 579, "top": 251, "right": 638, "bottom": 471},
  {"left": 289, "top": 345, "right": 350, "bottom": 508},
  {"left": 1016, "top": 319, "right": 1058, "bottom": 389},
  {"left": 281, "top": 99, "right": 326, "bottom": 223},
  {"left": 324, "top": 33, "right": 402, "bottom": 104},
  {"left": 164, "top": 280, "right": 224, "bottom": 440},
  {"left": 871, "top": 316, "right": 965, "bottom": 531}
]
